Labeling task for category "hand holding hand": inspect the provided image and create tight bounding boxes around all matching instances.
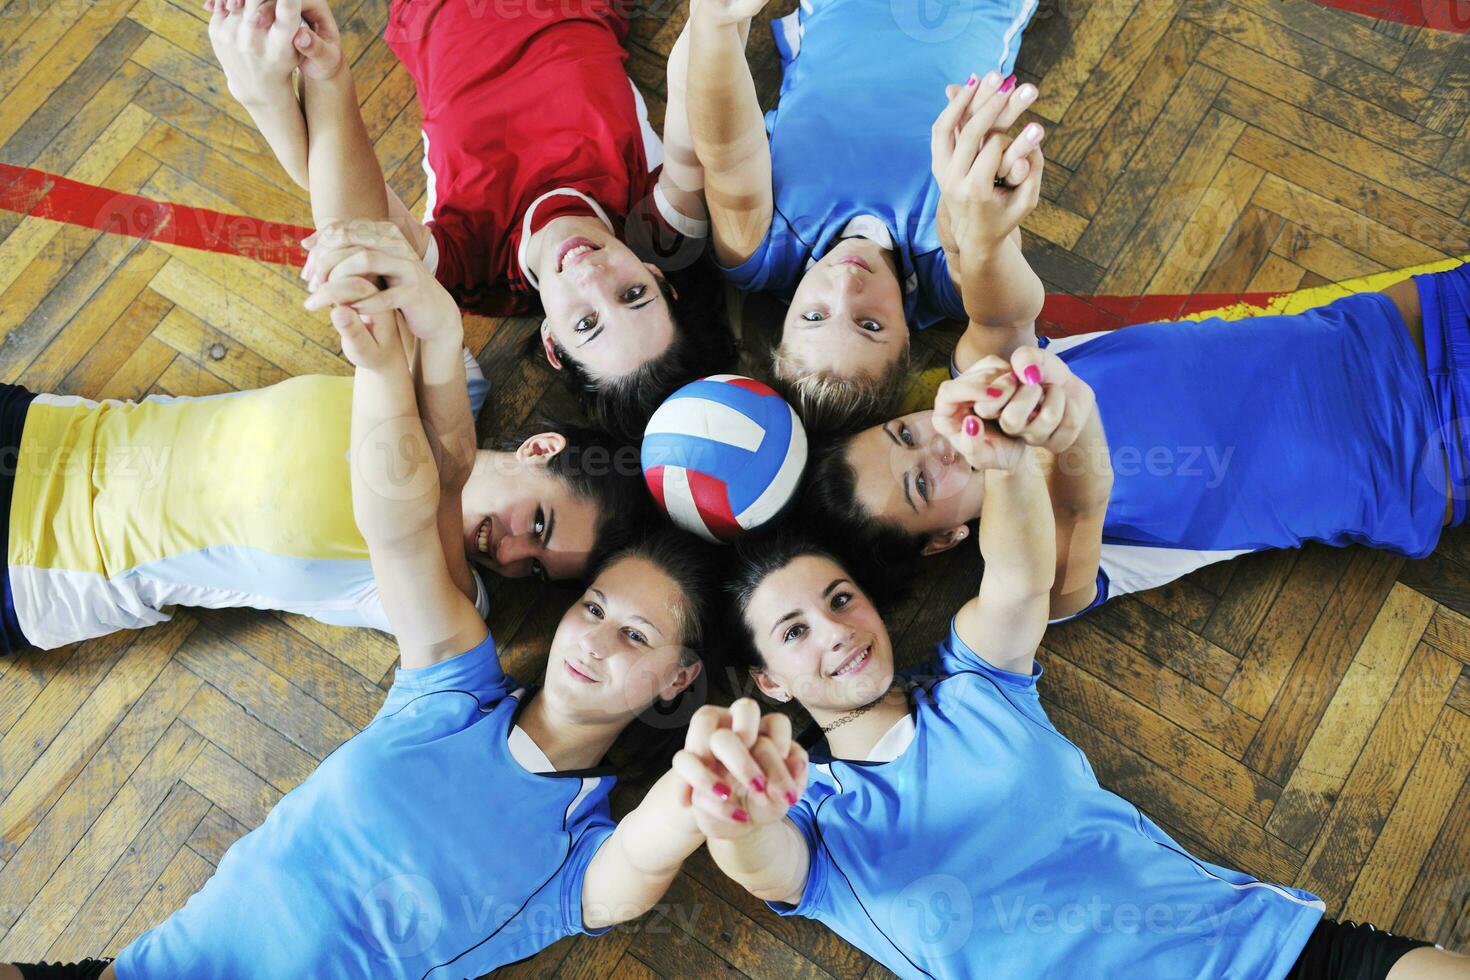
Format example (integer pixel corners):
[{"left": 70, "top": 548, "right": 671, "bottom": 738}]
[
  {"left": 673, "top": 700, "right": 808, "bottom": 840},
  {"left": 302, "top": 221, "right": 462, "bottom": 346}
]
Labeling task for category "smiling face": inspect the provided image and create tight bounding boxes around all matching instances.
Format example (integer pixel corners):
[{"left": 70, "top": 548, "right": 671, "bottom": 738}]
[
  {"left": 537, "top": 228, "right": 676, "bottom": 381},
  {"left": 844, "top": 410, "right": 986, "bottom": 551},
  {"left": 459, "top": 436, "right": 602, "bottom": 582},
  {"left": 541, "top": 555, "right": 700, "bottom": 723},
  {"left": 743, "top": 554, "right": 894, "bottom": 715},
  {"left": 779, "top": 239, "right": 909, "bottom": 383}
]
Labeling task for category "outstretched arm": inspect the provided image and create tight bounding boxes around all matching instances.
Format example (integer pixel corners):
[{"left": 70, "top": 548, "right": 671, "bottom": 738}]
[
  {"left": 969, "top": 347, "right": 1111, "bottom": 619},
  {"left": 932, "top": 364, "right": 1056, "bottom": 673},
  {"left": 686, "top": 0, "right": 773, "bottom": 266},
  {"left": 332, "top": 305, "right": 487, "bottom": 666},
  {"left": 931, "top": 77, "right": 1046, "bottom": 368}
]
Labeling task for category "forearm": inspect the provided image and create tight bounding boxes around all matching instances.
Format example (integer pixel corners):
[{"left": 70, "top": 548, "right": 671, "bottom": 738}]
[
  {"left": 241, "top": 88, "right": 310, "bottom": 189},
  {"left": 1049, "top": 413, "right": 1112, "bottom": 518},
  {"left": 687, "top": 16, "right": 765, "bottom": 172},
  {"left": 413, "top": 335, "right": 476, "bottom": 490},
  {"left": 302, "top": 69, "right": 388, "bottom": 226},
  {"left": 349, "top": 342, "right": 441, "bottom": 547},
  {"left": 706, "top": 819, "right": 810, "bottom": 905},
  {"left": 978, "top": 456, "right": 1057, "bottom": 600},
  {"left": 583, "top": 771, "right": 706, "bottom": 928},
  {"left": 960, "top": 234, "right": 1044, "bottom": 330}
]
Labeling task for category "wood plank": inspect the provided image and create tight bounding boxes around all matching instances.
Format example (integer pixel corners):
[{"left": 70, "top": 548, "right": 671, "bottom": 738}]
[
  {"left": 152, "top": 354, "right": 234, "bottom": 397},
  {"left": 183, "top": 805, "right": 248, "bottom": 868},
  {"left": 0, "top": 618, "right": 195, "bottom": 865},
  {"left": 1344, "top": 705, "right": 1470, "bottom": 928},
  {"left": 1265, "top": 585, "right": 1436, "bottom": 851},
  {"left": 182, "top": 740, "right": 283, "bottom": 831},
  {"left": 128, "top": 30, "right": 251, "bottom": 126},
  {"left": 274, "top": 611, "right": 402, "bottom": 688},
  {"left": 0, "top": 719, "right": 205, "bottom": 960},
  {"left": 104, "top": 842, "right": 214, "bottom": 956},
  {"left": 1040, "top": 654, "right": 1282, "bottom": 824},
  {"left": 1198, "top": 34, "right": 1450, "bottom": 166},
  {"left": 1075, "top": 594, "right": 1241, "bottom": 694},
  {"left": 95, "top": 336, "right": 177, "bottom": 401},
  {"left": 1042, "top": 0, "right": 1183, "bottom": 169},
  {"left": 135, "top": 119, "right": 310, "bottom": 227},
  {"left": 1216, "top": 81, "right": 1470, "bottom": 217},
  {"left": 1030, "top": 0, "right": 1140, "bottom": 123},
  {"left": 179, "top": 682, "right": 318, "bottom": 793},
  {"left": 1292, "top": 642, "right": 1462, "bottom": 910},
  {"left": 1146, "top": 155, "right": 1264, "bottom": 296},
  {"left": 1245, "top": 251, "right": 1306, "bottom": 293},
  {"left": 1225, "top": 0, "right": 1407, "bottom": 72},
  {"left": 1095, "top": 108, "right": 1246, "bottom": 293},
  {"left": 42, "top": 781, "right": 211, "bottom": 962},
  {"left": 173, "top": 621, "right": 357, "bottom": 760},
  {"left": 1243, "top": 548, "right": 1402, "bottom": 785},
  {"left": 1420, "top": 604, "right": 1470, "bottom": 669},
  {"left": 1071, "top": 62, "right": 1226, "bottom": 265},
  {"left": 1269, "top": 220, "right": 1386, "bottom": 284},
  {"left": 1391, "top": 771, "right": 1470, "bottom": 944},
  {"left": 0, "top": 653, "right": 202, "bottom": 934},
  {"left": 1056, "top": 17, "right": 1211, "bottom": 217},
  {"left": 1195, "top": 204, "right": 1290, "bottom": 295},
  {"left": 151, "top": 304, "right": 291, "bottom": 391}
]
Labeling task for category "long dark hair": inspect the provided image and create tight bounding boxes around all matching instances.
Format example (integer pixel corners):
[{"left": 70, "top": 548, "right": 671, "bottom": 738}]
[{"left": 550, "top": 263, "right": 736, "bottom": 443}]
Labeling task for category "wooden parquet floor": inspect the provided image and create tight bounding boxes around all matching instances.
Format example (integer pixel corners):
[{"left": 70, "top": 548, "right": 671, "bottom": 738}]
[{"left": 1, "top": 0, "right": 1469, "bottom": 975}]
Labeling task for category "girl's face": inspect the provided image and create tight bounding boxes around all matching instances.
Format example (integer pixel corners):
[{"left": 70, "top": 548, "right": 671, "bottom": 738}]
[
  {"left": 843, "top": 410, "right": 986, "bottom": 552},
  {"left": 779, "top": 239, "right": 909, "bottom": 383},
  {"left": 538, "top": 230, "right": 676, "bottom": 381},
  {"left": 542, "top": 555, "right": 701, "bottom": 723},
  {"left": 743, "top": 554, "right": 894, "bottom": 715},
  {"left": 459, "top": 437, "right": 602, "bottom": 582}
]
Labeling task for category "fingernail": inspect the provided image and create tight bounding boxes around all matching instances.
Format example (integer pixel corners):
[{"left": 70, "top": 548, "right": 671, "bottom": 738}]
[
  {"left": 751, "top": 777, "right": 767, "bottom": 794},
  {"left": 965, "top": 73, "right": 978, "bottom": 88},
  {"left": 986, "top": 386, "right": 1003, "bottom": 398},
  {"left": 1023, "top": 365, "right": 1042, "bottom": 385},
  {"left": 999, "top": 74, "right": 1016, "bottom": 93},
  {"left": 1024, "top": 122, "right": 1044, "bottom": 140},
  {"left": 983, "top": 71, "right": 1001, "bottom": 88},
  {"left": 785, "top": 791, "right": 798, "bottom": 805},
  {"left": 963, "top": 416, "right": 980, "bottom": 437},
  {"left": 713, "top": 782, "right": 731, "bottom": 801},
  {"left": 732, "top": 809, "right": 749, "bottom": 823}
]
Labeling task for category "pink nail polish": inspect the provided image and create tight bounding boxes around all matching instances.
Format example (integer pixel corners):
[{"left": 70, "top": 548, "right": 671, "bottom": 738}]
[
  {"left": 713, "top": 782, "right": 731, "bottom": 801},
  {"left": 1023, "top": 365, "right": 1042, "bottom": 385},
  {"left": 963, "top": 416, "right": 980, "bottom": 437},
  {"left": 751, "top": 776, "right": 767, "bottom": 794},
  {"left": 965, "top": 74, "right": 978, "bottom": 88},
  {"left": 986, "top": 386, "right": 1003, "bottom": 398},
  {"left": 785, "top": 791, "right": 798, "bottom": 805},
  {"left": 999, "top": 75, "right": 1016, "bottom": 94},
  {"left": 732, "top": 809, "right": 749, "bottom": 824}
]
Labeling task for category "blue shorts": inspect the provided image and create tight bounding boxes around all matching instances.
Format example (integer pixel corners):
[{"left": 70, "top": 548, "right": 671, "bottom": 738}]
[
  {"left": 1, "top": 383, "right": 35, "bottom": 653},
  {"left": 1416, "top": 262, "right": 1470, "bottom": 526}
]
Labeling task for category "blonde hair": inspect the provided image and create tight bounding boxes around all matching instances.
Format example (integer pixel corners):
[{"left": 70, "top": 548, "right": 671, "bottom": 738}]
[{"left": 771, "top": 343, "right": 911, "bottom": 434}]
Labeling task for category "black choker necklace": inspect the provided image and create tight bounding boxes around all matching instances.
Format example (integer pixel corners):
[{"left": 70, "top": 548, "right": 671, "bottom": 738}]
[{"left": 821, "top": 688, "right": 896, "bottom": 734}]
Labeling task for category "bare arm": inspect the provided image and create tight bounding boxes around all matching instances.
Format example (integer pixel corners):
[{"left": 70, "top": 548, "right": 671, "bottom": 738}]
[
  {"left": 686, "top": 0, "right": 773, "bottom": 266},
  {"left": 335, "top": 306, "right": 487, "bottom": 667},
  {"left": 581, "top": 769, "right": 707, "bottom": 928},
  {"left": 1046, "top": 410, "right": 1110, "bottom": 619}
]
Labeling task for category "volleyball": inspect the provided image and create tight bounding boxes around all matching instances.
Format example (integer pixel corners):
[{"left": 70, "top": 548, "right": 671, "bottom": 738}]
[{"left": 641, "top": 375, "right": 808, "bottom": 543}]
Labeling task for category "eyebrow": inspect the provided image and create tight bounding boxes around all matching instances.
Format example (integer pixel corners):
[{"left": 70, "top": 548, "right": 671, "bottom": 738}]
[
  {"left": 575, "top": 295, "right": 658, "bottom": 347},
  {"left": 770, "top": 578, "right": 851, "bottom": 636}
]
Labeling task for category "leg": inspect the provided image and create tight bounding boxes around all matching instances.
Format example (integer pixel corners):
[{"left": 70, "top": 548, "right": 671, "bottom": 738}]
[{"left": 1387, "top": 947, "right": 1470, "bottom": 980}]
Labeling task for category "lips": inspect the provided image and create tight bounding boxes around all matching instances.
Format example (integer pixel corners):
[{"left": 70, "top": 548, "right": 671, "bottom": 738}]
[
  {"left": 556, "top": 237, "right": 601, "bottom": 272},
  {"left": 565, "top": 660, "right": 598, "bottom": 684},
  {"left": 836, "top": 255, "right": 872, "bottom": 273},
  {"left": 830, "top": 645, "right": 872, "bottom": 678}
]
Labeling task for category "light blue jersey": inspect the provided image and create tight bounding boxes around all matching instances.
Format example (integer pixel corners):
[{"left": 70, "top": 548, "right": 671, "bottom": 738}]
[
  {"left": 1048, "top": 284, "right": 1452, "bottom": 609},
  {"left": 720, "top": 0, "right": 1038, "bottom": 329},
  {"left": 774, "top": 624, "right": 1323, "bottom": 979},
  {"left": 116, "top": 634, "right": 616, "bottom": 979}
]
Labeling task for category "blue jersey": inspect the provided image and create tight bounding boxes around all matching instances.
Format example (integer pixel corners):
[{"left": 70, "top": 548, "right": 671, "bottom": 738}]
[
  {"left": 720, "top": 0, "right": 1038, "bottom": 329},
  {"left": 1050, "top": 290, "right": 1447, "bottom": 605},
  {"left": 775, "top": 624, "right": 1323, "bottom": 979},
  {"left": 116, "top": 634, "right": 616, "bottom": 979}
]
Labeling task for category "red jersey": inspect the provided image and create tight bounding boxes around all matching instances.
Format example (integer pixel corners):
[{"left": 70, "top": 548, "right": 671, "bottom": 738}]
[{"left": 387, "top": 0, "right": 703, "bottom": 316}]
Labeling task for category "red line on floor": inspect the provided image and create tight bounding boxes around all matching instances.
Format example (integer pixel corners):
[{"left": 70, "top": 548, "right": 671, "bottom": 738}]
[
  {"left": 1, "top": 163, "right": 1295, "bottom": 332},
  {"left": 0, "top": 162, "right": 311, "bottom": 267},
  {"left": 1309, "top": 0, "right": 1470, "bottom": 32}
]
